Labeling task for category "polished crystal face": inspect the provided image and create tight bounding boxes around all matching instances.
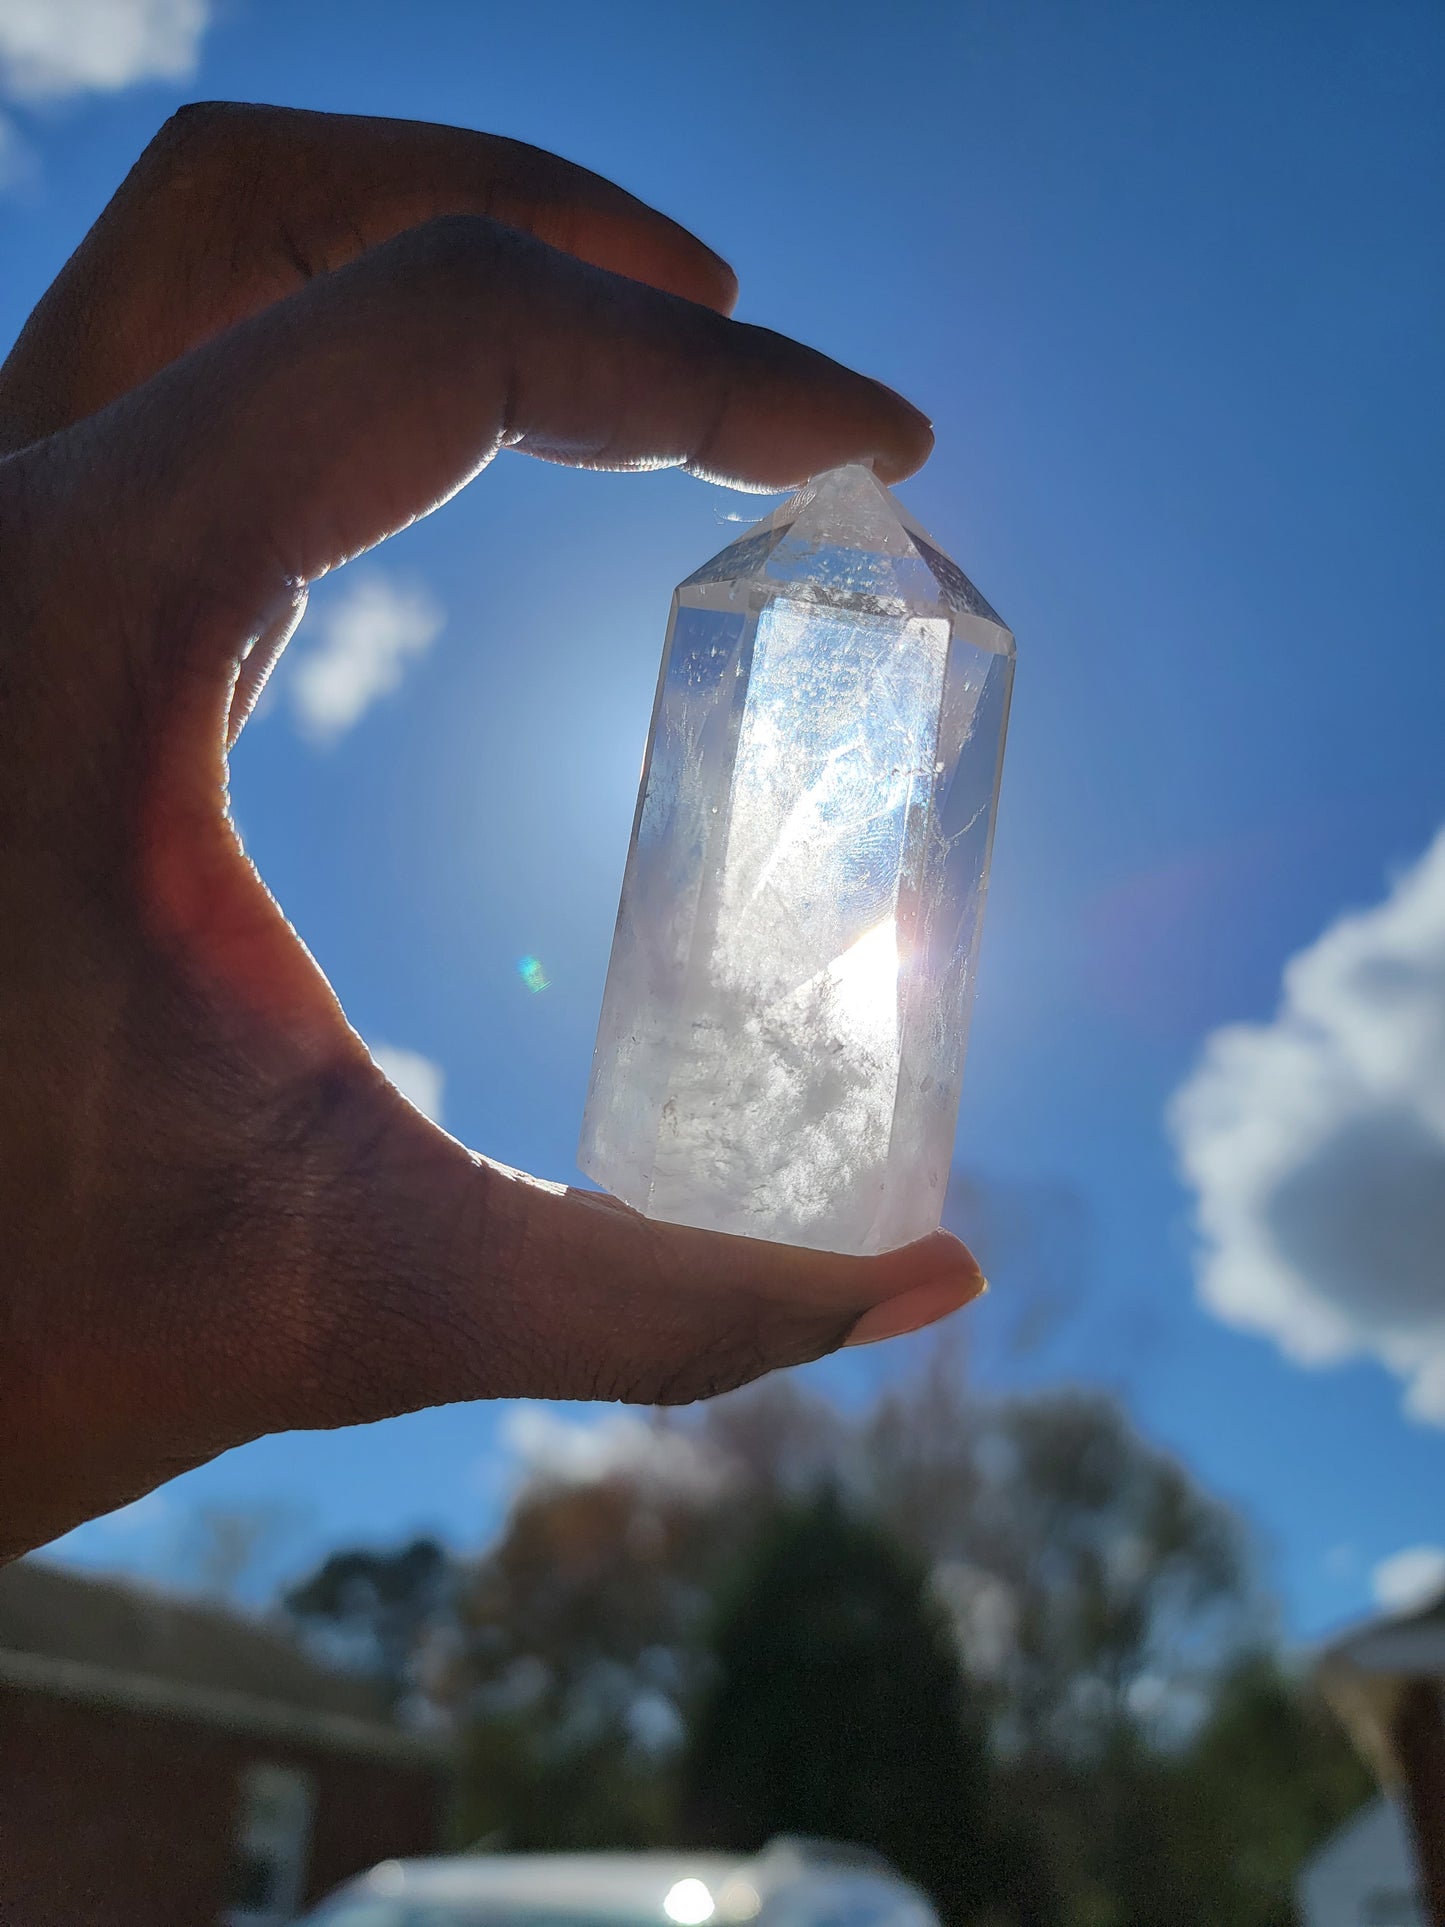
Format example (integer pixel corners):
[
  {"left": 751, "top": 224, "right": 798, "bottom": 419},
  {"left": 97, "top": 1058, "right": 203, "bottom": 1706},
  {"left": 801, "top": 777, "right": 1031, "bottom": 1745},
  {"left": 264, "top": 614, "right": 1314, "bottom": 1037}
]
[{"left": 579, "top": 465, "right": 1014, "bottom": 1256}]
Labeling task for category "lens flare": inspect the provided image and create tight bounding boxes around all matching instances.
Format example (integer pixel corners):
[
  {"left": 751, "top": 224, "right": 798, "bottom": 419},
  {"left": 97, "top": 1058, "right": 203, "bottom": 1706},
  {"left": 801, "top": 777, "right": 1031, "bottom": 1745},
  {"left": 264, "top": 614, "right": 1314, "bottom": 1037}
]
[
  {"left": 518, "top": 955, "right": 550, "bottom": 994},
  {"left": 663, "top": 1879, "right": 715, "bottom": 1925}
]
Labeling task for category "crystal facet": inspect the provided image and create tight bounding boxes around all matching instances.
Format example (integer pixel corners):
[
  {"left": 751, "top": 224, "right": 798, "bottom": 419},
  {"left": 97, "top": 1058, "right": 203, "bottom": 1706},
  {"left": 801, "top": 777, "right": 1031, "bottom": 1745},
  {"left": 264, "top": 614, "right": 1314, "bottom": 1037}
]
[{"left": 579, "top": 465, "right": 1014, "bottom": 1256}]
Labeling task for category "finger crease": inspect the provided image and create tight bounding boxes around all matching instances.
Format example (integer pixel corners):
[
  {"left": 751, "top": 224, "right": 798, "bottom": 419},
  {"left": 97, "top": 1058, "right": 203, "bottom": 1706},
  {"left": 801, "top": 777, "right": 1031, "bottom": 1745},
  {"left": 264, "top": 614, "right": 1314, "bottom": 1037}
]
[
  {"left": 275, "top": 221, "right": 317, "bottom": 285},
  {"left": 689, "top": 364, "right": 738, "bottom": 475}
]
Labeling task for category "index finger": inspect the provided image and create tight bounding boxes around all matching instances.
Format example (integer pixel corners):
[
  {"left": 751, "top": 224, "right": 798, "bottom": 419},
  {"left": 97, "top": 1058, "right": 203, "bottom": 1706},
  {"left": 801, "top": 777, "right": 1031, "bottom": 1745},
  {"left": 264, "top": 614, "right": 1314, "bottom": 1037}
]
[{"left": 0, "top": 101, "right": 740, "bottom": 452}]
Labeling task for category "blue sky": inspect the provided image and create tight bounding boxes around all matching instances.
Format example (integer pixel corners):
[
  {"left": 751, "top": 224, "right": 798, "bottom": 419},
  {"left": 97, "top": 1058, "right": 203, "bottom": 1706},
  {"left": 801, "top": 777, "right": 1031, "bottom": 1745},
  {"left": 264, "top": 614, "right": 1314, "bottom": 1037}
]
[{"left": 3, "top": 0, "right": 1442, "bottom": 1638}]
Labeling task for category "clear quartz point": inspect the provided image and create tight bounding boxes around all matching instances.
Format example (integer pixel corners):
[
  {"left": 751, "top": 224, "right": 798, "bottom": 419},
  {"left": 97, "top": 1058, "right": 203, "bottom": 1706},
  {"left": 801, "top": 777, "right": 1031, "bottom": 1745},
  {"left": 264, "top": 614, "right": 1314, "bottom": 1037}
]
[{"left": 579, "top": 463, "right": 1014, "bottom": 1256}]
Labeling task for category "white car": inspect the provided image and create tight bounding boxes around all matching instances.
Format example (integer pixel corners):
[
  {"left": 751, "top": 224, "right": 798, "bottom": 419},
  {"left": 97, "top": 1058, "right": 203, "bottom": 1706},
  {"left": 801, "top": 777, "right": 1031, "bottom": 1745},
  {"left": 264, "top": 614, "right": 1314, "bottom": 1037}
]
[{"left": 294, "top": 1839, "right": 941, "bottom": 1927}]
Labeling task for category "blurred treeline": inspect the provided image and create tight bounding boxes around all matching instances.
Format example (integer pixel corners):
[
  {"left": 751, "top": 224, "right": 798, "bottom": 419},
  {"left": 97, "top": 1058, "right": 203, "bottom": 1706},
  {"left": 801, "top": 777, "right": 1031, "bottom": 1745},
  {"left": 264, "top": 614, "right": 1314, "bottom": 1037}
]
[{"left": 281, "top": 1349, "right": 1370, "bottom": 1927}]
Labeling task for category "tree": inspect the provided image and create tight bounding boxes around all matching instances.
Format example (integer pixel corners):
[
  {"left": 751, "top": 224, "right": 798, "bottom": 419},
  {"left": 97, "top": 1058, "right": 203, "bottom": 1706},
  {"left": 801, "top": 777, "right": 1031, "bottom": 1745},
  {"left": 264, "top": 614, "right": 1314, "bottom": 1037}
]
[
  {"left": 1165, "top": 1652, "right": 1373, "bottom": 1926},
  {"left": 284, "top": 1536, "right": 452, "bottom": 1711},
  {"left": 176, "top": 1501, "right": 309, "bottom": 1607},
  {"left": 863, "top": 1366, "right": 1254, "bottom": 1749},
  {"left": 448, "top": 1388, "right": 855, "bottom": 1850},
  {"left": 451, "top": 1470, "right": 720, "bottom": 1849},
  {"left": 856, "top": 1361, "right": 1266, "bottom": 1922},
  {"left": 683, "top": 1490, "right": 994, "bottom": 1925},
  {"left": 273, "top": 1350, "right": 1355, "bottom": 1919}
]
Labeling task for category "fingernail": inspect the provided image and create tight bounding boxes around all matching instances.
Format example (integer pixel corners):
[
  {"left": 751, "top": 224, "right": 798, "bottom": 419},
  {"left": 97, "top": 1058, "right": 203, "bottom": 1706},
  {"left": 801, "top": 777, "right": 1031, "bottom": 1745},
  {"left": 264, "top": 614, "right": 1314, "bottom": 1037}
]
[
  {"left": 872, "top": 377, "right": 933, "bottom": 431},
  {"left": 844, "top": 1273, "right": 987, "bottom": 1348},
  {"left": 867, "top": 387, "right": 935, "bottom": 485}
]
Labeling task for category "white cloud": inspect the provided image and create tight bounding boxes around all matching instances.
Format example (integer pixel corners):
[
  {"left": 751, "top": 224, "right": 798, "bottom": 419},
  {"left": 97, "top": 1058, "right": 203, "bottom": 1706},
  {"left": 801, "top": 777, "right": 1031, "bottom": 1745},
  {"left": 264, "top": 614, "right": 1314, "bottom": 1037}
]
[
  {"left": 0, "top": 0, "right": 210, "bottom": 101},
  {"left": 287, "top": 573, "right": 444, "bottom": 745},
  {"left": 1169, "top": 829, "right": 1445, "bottom": 1422},
  {"left": 1372, "top": 1545, "right": 1445, "bottom": 1617},
  {"left": 498, "top": 1404, "right": 732, "bottom": 1503},
  {"left": 0, "top": 107, "right": 32, "bottom": 186},
  {"left": 371, "top": 1043, "right": 445, "bottom": 1126}
]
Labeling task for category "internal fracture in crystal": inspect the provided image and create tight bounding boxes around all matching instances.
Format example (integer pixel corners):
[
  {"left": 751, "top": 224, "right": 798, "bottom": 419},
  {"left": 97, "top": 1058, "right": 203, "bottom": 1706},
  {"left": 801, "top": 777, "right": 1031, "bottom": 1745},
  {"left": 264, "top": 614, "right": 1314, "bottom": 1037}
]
[{"left": 579, "top": 465, "right": 1014, "bottom": 1256}]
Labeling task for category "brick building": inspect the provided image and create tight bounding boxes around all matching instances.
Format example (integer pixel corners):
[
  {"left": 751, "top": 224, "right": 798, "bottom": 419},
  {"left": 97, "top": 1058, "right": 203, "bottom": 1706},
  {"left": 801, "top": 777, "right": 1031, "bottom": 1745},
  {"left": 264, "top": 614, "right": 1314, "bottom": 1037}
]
[{"left": 0, "top": 1560, "right": 450, "bottom": 1927}]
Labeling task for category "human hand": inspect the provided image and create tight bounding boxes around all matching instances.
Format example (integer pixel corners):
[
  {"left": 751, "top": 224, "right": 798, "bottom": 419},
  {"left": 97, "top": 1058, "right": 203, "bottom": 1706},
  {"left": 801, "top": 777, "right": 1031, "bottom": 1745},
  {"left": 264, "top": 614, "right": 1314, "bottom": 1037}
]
[{"left": 0, "top": 104, "right": 983, "bottom": 1559}]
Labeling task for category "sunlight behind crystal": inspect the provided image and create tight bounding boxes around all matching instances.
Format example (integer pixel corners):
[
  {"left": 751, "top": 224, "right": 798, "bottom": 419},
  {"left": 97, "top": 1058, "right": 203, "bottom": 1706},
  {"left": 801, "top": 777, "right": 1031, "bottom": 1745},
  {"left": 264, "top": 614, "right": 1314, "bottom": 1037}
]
[
  {"left": 580, "top": 465, "right": 1013, "bottom": 1255},
  {"left": 826, "top": 915, "right": 901, "bottom": 1054}
]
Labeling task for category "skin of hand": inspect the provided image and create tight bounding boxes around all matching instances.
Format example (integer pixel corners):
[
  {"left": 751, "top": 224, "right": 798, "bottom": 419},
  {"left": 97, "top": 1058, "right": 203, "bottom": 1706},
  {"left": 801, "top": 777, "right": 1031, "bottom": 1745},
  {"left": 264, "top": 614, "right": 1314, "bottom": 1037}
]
[{"left": 0, "top": 103, "right": 984, "bottom": 1562}]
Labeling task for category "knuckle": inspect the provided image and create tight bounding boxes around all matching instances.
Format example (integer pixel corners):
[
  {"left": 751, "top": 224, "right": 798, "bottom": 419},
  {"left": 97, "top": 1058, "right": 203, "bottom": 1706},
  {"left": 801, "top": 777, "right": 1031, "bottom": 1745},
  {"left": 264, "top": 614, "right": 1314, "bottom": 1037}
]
[
  {"left": 141, "top": 100, "right": 262, "bottom": 178},
  {"left": 127, "top": 103, "right": 292, "bottom": 237},
  {"left": 399, "top": 212, "right": 547, "bottom": 290}
]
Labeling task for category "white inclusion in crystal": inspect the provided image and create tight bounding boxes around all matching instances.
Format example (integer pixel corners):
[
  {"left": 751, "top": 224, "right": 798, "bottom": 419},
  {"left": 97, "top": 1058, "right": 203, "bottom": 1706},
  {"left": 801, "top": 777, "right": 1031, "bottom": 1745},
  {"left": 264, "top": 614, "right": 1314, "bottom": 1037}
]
[{"left": 579, "top": 463, "right": 1014, "bottom": 1256}]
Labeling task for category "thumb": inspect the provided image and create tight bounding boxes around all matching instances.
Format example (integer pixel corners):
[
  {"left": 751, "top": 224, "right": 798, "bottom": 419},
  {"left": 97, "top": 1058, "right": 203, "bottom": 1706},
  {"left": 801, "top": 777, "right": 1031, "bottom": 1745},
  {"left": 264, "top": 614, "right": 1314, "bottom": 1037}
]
[{"left": 248, "top": 1069, "right": 986, "bottom": 1426}]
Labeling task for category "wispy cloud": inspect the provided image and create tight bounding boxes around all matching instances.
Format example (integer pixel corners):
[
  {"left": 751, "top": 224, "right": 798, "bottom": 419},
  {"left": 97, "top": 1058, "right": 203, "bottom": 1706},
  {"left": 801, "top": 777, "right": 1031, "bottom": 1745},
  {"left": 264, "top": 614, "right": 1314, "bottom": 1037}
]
[
  {"left": 0, "top": 106, "right": 30, "bottom": 188},
  {"left": 1169, "top": 828, "right": 1445, "bottom": 1424},
  {"left": 287, "top": 573, "right": 445, "bottom": 745},
  {"left": 371, "top": 1043, "right": 445, "bottom": 1127},
  {"left": 496, "top": 1403, "right": 732, "bottom": 1502},
  {"left": 0, "top": 0, "right": 210, "bottom": 101},
  {"left": 1372, "top": 1545, "right": 1445, "bottom": 1617}
]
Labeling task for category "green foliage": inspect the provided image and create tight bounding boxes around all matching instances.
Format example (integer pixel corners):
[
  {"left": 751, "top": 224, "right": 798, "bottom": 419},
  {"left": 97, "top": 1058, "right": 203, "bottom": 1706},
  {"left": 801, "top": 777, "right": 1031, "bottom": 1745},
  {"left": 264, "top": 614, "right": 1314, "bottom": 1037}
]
[
  {"left": 278, "top": 1365, "right": 1373, "bottom": 1924},
  {"left": 683, "top": 1490, "right": 993, "bottom": 1924},
  {"left": 447, "top": 1474, "right": 715, "bottom": 1852},
  {"left": 1169, "top": 1653, "right": 1375, "bottom": 1925},
  {"left": 283, "top": 1535, "right": 450, "bottom": 1708},
  {"left": 980, "top": 1652, "right": 1372, "bottom": 1927},
  {"left": 865, "top": 1371, "right": 1254, "bottom": 1761},
  {"left": 455, "top": 1708, "right": 677, "bottom": 1852}
]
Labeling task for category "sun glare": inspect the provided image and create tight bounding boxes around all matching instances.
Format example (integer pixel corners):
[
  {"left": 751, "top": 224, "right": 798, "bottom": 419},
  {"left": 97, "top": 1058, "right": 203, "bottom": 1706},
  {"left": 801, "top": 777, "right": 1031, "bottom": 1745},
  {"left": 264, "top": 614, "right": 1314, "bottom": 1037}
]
[
  {"left": 663, "top": 1877, "right": 716, "bottom": 1925},
  {"left": 826, "top": 914, "right": 901, "bottom": 1048}
]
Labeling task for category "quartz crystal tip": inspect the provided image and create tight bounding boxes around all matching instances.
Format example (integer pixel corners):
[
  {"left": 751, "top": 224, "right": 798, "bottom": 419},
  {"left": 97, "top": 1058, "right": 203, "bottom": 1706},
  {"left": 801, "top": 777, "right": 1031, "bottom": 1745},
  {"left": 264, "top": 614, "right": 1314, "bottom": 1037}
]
[{"left": 579, "top": 465, "right": 1014, "bottom": 1257}]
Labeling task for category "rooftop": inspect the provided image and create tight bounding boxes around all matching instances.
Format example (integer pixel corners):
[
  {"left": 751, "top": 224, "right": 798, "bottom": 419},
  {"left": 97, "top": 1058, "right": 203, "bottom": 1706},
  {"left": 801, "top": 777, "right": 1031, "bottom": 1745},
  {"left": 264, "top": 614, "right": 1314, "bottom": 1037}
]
[{"left": 0, "top": 1559, "right": 445, "bottom": 1764}]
